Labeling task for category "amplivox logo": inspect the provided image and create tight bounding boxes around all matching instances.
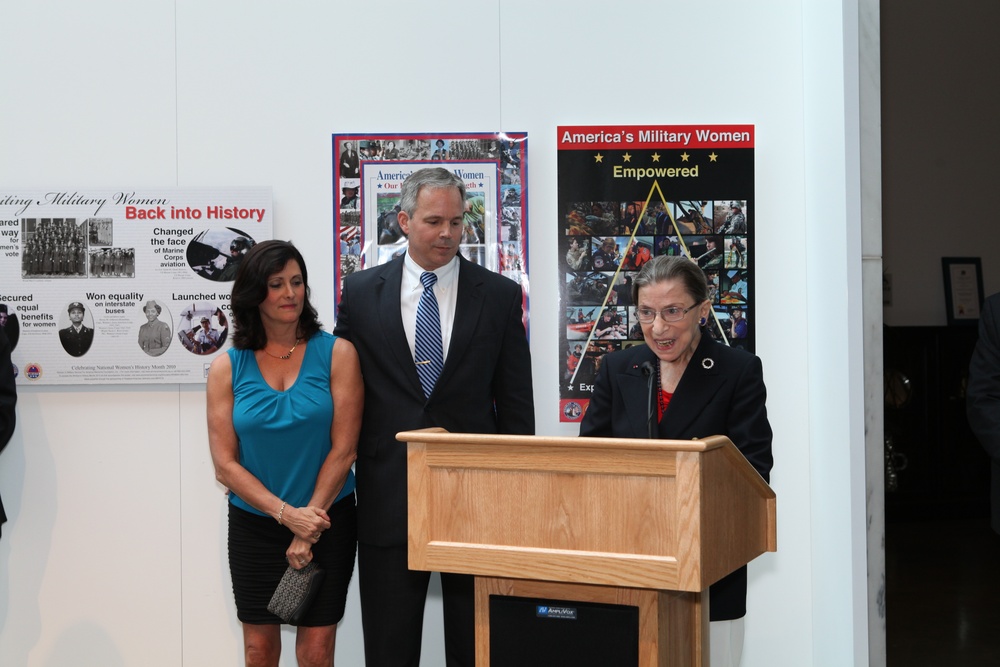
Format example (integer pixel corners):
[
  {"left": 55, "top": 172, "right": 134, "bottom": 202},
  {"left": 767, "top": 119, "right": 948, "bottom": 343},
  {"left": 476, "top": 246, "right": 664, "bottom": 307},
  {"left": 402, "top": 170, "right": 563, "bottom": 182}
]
[{"left": 536, "top": 605, "right": 578, "bottom": 620}]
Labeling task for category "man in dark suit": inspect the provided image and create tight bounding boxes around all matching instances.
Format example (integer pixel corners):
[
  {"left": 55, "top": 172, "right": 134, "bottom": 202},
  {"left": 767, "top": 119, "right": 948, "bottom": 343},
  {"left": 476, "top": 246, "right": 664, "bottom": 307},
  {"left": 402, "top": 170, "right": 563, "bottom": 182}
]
[
  {"left": 334, "top": 167, "right": 534, "bottom": 666},
  {"left": 0, "top": 326, "right": 16, "bottom": 538},
  {"left": 967, "top": 292, "right": 1000, "bottom": 533},
  {"left": 58, "top": 302, "right": 94, "bottom": 357}
]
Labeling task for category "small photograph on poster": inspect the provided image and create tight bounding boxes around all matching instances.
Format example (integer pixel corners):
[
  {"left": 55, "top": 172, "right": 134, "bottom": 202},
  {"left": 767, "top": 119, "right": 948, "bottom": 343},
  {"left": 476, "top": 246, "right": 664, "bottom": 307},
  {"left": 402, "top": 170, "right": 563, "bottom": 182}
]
[
  {"left": 88, "top": 218, "right": 114, "bottom": 246},
  {"left": 500, "top": 205, "right": 522, "bottom": 243},
  {"left": 725, "top": 236, "right": 749, "bottom": 269},
  {"left": 20, "top": 218, "right": 90, "bottom": 278},
  {"left": 339, "top": 140, "right": 361, "bottom": 179},
  {"left": 338, "top": 224, "right": 363, "bottom": 278},
  {"left": 715, "top": 200, "right": 748, "bottom": 234},
  {"left": 591, "top": 306, "right": 628, "bottom": 340},
  {"left": 706, "top": 270, "right": 721, "bottom": 304},
  {"left": 564, "top": 201, "right": 621, "bottom": 237},
  {"left": 626, "top": 307, "right": 643, "bottom": 340},
  {"left": 720, "top": 270, "right": 749, "bottom": 305},
  {"left": 566, "top": 272, "right": 612, "bottom": 307},
  {"left": 621, "top": 237, "right": 653, "bottom": 272},
  {"left": 86, "top": 247, "right": 136, "bottom": 278},
  {"left": 176, "top": 304, "right": 229, "bottom": 356},
  {"left": 670, "top": 201, "right": 714, "bottom": 235},
  {"left": 136, "top": 299, "right": 173, "bottom": 357},
  {"left": 57, "top": 300, "right": 96, "bottom": 358},
  {"left": 654, "top": 235, "right": 684, "bottom": 257},
  {"left": 499, "top": 241, "right": 524, "bottom": 275},
  {"left": 339, "top": 183, "right": 360, "bottom": 211},
  {"left": 561, "top": 236, "right": 591, "bottom": 272},
  {"left": 187, "top": 228, "right": 258, "bottom": 282},
  {"left": 566, "top": 306, "right": 596, "bottom": 340},
  {"left": 689, "top": 235, "right": 725, "bottom": 271},
  {"left": 610, "top": 273, "right": 635, "bottom": 307},
  {"left": 590, "top": 236, "right": 626, "bottom": 271},
  {"left": 728, "top": 307, "right": 750, "bottom": 340}
]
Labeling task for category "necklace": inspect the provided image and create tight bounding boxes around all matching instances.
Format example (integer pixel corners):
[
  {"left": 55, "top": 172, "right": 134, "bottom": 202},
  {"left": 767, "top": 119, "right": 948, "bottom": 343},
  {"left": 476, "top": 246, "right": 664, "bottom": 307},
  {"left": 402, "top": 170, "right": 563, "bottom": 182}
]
[
  {"left": 263, "top": 338, "right": 301, "bottom": 360},
  {"left": 655, "top": 362, "right": 665, "bottom": 419}
]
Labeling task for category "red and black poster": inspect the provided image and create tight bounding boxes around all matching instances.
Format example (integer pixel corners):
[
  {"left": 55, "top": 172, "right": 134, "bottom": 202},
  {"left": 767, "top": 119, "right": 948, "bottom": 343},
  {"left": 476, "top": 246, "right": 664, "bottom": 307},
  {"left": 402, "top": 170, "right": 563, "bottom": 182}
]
[{"left": 557, "top": 124, "right": 755, "bottom": 422}]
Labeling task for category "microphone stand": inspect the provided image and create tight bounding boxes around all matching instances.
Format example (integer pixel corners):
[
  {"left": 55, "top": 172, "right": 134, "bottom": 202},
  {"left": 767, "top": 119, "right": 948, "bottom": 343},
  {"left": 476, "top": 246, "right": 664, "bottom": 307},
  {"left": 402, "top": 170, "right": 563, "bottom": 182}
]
[{"left": 640, "top": 361, "right": 655, "bottom": 439}]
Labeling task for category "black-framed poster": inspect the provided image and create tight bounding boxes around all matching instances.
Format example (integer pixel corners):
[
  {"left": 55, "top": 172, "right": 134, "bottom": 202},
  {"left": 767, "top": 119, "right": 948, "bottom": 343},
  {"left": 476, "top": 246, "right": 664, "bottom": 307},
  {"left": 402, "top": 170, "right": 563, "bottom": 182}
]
[{"left": 557, "top": 124, "right": 755, "bottom": 422}]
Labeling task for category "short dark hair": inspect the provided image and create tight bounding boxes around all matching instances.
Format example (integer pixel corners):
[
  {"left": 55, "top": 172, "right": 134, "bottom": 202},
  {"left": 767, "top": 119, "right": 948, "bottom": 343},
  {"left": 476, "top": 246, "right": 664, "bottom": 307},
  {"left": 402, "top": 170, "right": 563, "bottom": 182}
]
[
  {"left": 230, "top": 240, "right": 321, "bottom": 350},
  {"left": 632, "top": 255, "right": 710, "bottom": 305},
  {"left": 399, "top": 167, "right": 466, "bottom": 217}
]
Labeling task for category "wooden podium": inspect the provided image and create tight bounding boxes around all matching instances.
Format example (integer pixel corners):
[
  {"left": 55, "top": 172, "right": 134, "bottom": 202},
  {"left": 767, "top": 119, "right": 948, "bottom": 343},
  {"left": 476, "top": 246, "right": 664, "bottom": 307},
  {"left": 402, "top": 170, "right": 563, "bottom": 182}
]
[{"left": 398, "top": 428, "right": 776, "bottom": 666}]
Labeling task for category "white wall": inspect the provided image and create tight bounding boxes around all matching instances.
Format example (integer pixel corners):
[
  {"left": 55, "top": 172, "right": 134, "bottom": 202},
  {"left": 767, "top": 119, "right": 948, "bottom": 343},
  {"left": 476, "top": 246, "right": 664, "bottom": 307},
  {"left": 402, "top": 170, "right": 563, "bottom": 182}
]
[{"left": 0, "top": 1, "right": 870, "bottom": 665}]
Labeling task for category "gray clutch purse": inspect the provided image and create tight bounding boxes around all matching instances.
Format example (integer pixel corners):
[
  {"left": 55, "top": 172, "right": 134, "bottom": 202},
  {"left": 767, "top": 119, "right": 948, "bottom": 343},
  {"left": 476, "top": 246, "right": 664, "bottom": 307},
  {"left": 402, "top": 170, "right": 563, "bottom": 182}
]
[{"left": 267, "top": 562, "right": 325, "bottom": 624}]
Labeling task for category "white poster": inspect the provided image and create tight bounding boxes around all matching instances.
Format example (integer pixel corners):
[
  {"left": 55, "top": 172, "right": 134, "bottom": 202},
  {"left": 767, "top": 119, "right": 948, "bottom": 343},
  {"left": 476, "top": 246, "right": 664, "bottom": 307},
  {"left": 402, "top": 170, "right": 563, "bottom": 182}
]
[
  {"left": 360, "top": 160, "right": 501, "bottom": 270},
  {"left": 0, "top": 187, "right": 273, "bottom": 385}
]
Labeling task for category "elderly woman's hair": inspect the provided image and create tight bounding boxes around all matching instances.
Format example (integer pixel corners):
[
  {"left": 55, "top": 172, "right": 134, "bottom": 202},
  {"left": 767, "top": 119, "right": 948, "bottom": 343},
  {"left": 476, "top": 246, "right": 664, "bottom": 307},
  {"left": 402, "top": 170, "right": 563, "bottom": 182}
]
[
  {"left": 399, "top": 167, "right": 466, "bottom": 216},
  {"left": 230, "top": 240, "right": 321, "bottom": 350},
  {"left": 631, "top": 255, "right": 710, "bottom": 306}
]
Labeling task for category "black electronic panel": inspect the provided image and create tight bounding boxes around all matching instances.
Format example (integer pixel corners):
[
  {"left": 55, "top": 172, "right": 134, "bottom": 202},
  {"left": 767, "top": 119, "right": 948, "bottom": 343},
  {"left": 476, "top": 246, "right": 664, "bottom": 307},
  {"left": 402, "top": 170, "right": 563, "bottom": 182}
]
[{"left": 489, "top": 595, "right": 639, "bottom": 666}]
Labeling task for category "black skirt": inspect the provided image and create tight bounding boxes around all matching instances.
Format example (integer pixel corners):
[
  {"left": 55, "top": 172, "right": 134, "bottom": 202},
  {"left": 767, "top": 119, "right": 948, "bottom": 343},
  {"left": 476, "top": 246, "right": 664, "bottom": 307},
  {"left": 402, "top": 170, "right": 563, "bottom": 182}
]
[{"left": 228, "top": 494, "right": 357, "bottom": 626}]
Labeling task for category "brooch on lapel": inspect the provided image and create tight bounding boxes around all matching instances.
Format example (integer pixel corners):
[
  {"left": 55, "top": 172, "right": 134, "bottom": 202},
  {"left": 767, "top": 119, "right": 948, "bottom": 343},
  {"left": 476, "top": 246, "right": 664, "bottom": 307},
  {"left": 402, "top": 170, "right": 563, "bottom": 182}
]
[{"left": 702, "top": 358, "right": 715, "bottom": 370}]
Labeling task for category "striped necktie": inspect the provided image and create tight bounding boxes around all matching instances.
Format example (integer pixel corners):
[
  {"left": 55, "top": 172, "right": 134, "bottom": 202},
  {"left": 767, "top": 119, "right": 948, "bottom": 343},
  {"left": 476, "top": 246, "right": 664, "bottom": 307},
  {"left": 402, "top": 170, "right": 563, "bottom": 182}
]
[{"left": 414, "top": 271, "right": 444, "bottom": 397}]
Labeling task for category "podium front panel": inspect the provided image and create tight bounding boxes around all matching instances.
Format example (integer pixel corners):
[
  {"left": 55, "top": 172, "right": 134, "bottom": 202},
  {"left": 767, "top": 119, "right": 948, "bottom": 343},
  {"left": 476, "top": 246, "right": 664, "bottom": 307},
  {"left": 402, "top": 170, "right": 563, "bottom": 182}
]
[{"left": 489, "top": 595, "right": 639, "bottom": 666}]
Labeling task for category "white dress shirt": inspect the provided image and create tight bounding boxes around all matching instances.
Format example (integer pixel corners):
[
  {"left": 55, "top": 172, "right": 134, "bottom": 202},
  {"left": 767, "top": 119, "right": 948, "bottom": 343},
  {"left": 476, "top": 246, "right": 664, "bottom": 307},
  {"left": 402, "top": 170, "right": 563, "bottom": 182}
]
[{"left": 401, "top": 253, "right": 458, "bottom": 363}]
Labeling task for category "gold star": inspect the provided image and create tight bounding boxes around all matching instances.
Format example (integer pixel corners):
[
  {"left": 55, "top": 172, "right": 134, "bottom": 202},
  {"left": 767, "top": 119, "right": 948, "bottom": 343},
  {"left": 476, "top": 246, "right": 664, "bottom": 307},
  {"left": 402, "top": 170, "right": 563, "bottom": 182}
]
[
  {"left": 709, "top": 153, "right": 718, "bottom": 162},
  {"left": 680, "top": 153, "right": 690, "bottom": 162},
  {"left": 594, "top": 153, "right": 604, "bottom": 163},
  {"left": 651, "top": 153, "right": 661, "bottom": 162},
  {"left": 623, "top": 152, "right": 632, "bottom": 162}
]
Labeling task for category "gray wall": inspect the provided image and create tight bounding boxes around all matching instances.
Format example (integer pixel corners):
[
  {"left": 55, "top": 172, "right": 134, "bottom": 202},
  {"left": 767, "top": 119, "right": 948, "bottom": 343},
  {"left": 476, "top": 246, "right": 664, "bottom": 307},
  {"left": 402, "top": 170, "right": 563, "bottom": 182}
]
[{"left": 882, "top": 0, "right": 1000, "bottom": 324}]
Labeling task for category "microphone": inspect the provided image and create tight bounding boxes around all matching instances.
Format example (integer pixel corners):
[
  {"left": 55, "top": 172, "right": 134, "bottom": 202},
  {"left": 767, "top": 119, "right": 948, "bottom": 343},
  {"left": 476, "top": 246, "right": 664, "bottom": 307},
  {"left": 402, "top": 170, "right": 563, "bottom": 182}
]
[{"left": 640, "top": 361, "right": 655, "bottom": 439}]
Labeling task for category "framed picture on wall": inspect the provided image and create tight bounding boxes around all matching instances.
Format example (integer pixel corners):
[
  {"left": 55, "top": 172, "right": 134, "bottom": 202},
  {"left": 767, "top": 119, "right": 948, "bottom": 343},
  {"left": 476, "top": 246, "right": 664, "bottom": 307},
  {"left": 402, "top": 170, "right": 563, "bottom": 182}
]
[
  {"left": 942, "top": 256, "right": 984, "bottom": 325},
  {"left": 555, "top": 124, "right": 755, "bottom": 422}
]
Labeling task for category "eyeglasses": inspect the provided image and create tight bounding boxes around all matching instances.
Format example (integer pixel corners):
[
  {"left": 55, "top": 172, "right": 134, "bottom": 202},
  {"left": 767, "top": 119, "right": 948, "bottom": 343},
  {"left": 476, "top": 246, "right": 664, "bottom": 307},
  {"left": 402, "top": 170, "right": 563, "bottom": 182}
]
[{"left": 635, "top": 304, "right": 698, "bottom": 324}]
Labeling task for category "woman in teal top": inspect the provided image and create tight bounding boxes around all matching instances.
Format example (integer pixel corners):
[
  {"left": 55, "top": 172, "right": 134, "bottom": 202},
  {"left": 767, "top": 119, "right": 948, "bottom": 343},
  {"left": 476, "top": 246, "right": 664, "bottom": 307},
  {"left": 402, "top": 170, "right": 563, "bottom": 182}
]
[{"left": 208, "top": 240, "right": 362, "bottom": 666}]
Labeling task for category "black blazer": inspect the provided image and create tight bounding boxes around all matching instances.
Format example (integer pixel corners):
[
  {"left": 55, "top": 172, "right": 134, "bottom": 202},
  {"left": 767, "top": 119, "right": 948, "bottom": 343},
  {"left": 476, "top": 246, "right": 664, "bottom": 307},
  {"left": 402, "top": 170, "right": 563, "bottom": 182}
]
[
  {"left": 580, "top": 334, "right": 773, "bottom": 620},
  {"left": 0, "top": 326, "right": 17, "bottom": 532},
  {"left": 334, "top": 256, "right": 534, "bottom": 545},
  {"left": 967, "top": 292, "right": 1000, "bottom": 533}
]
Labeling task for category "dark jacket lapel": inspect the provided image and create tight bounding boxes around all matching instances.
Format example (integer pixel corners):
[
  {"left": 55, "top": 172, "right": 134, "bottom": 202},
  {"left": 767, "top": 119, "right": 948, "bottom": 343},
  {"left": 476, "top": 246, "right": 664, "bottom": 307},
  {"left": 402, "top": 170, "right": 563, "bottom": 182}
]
[
  {"left": 375, "top": 258, "right": 424, "bottom": 396},
  {"left": 436, "top": 257, "right": 483, "bottom": 390},
  {"left": 660, "top": 335, "right": 728, "bottom": 437}
]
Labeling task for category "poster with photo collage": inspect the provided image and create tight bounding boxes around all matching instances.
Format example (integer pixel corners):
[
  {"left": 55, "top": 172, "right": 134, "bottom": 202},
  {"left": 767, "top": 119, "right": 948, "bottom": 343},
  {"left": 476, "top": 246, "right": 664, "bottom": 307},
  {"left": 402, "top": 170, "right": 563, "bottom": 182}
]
[
  {"left": 331, "top": 132, "right": 529, "bottom": 321},
  {"left": 557, "top": 125, "right": 754, "bottom": 422}
]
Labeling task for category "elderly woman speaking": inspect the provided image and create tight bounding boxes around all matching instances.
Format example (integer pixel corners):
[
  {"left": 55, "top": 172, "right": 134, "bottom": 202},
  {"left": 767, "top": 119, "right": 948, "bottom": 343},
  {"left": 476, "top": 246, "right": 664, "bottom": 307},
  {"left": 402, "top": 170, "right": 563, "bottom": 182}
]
[{"left": 579, "top": 255, "right": 773, "bottom": 667}]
